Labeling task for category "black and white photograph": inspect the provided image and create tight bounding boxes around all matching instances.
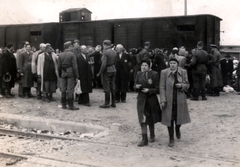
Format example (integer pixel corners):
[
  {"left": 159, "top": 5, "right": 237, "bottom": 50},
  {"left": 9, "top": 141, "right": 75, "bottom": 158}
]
[{"left": 0, "top": 0, "right": 239, "bottom": 166}]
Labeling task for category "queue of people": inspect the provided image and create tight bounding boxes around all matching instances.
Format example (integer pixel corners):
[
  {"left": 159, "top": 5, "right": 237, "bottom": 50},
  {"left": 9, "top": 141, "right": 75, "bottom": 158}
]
[{"left": 1, "top": 39, "right": 240, "bottom": 148}]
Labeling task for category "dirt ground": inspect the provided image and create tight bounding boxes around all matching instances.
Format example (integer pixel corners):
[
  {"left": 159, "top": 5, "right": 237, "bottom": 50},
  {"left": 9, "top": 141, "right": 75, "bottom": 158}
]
[{"left": 0, "top": 84, "right": 240, "bottom": 167}]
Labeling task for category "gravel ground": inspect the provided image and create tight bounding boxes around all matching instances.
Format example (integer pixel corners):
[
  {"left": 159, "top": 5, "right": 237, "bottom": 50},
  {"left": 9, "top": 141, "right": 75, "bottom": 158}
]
[{"left": 0, "top": 84, "right": 240, "bottom": 167}]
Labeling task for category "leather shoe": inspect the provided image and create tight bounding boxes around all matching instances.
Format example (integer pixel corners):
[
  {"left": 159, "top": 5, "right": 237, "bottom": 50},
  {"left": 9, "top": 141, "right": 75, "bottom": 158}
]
[
  {"left": 84, "top": 103, "right": 91, "bottom": 107},
  {"left": 190, "top": 97, "right": 198, "bottom": 101}
]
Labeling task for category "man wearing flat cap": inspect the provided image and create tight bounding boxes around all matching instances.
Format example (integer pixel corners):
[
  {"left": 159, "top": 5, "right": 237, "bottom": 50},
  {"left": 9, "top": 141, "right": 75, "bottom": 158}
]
[
  {"left": 97, "top": 40, "right": 117, "bottom": 108},
  {"left": 208, "top": 44, "right": 223, "bottom": 96},
  {"left": 220, "top": 54, "right": 233, "bottom": 87},
  {"left": 138, "top": 41, "right": 151, "bottom": 64},
  {"left": 186, "top": 41, "right": 208, "bottom": 100},
  {"left": 58, "top": 41, "right": 79, "bottom": 110}
]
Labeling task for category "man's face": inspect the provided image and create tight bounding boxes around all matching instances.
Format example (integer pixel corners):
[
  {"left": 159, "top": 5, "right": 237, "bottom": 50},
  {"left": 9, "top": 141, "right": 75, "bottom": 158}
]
[
  {"left": 26, "top": 45, "right": 31, "bottom": 52},
  {"left": 73, "top": 43, "right": 79, "bottom": 48},
  {"left": 116, "top": 47, "right": 122, "bottom": 53}
]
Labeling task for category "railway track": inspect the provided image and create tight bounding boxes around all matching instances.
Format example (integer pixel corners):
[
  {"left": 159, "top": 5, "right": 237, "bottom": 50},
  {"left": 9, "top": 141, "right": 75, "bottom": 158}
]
[{"left": 0, "top": 127, "right": 239, "bottom": 167}]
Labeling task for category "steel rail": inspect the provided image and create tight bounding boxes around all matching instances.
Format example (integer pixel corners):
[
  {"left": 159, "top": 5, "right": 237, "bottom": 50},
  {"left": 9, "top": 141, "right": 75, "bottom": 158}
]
[{"left": 0, "top": 127, "right": 239, "bottom": 165}]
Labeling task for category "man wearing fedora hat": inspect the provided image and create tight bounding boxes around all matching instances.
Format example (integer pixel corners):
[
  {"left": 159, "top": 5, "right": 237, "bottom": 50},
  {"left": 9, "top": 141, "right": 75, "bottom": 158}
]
[
  {"left": 220, "top": 54, "right": 233, "bottom": 87},
  {"left": 1, "top": 44, "right": 17, "bottom": 98}
]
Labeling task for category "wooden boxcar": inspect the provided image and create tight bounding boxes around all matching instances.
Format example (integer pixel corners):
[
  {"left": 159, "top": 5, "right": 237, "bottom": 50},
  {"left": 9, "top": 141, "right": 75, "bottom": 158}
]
[
  {"left": 61, "top": 14, "right": 222, "bottom": 52},
  {"left": 0, "top": 14, "right": 221, "bottom": 53},
  {"left": 0, "top": 23, "right": 60, "bottom": 50}
]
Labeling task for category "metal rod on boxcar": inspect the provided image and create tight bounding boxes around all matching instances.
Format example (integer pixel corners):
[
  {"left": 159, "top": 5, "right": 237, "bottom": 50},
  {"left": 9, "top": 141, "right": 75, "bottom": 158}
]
[{"left": 184, "top": 0, "right": 187, "bottom": 15}]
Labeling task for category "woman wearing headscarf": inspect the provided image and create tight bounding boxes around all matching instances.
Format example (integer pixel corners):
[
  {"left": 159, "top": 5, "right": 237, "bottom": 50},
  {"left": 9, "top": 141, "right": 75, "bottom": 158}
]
[
  {"left": 134, "top": 59, "right": 161, "bottom": 147},
  {"left": 160, "top": 57, "right": 191, "bottom": 147}
]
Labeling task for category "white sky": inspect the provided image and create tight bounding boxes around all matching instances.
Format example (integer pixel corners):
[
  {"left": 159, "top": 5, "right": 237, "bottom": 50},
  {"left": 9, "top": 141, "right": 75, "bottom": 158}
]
[{"left": 1, "top": 0, "right": 239, "bottom": 45}]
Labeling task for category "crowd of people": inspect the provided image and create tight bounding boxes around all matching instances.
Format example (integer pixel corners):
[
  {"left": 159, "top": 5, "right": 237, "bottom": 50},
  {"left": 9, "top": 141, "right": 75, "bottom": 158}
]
[{"left": 0, "top": 39, "right": 240, "bottom": 147}]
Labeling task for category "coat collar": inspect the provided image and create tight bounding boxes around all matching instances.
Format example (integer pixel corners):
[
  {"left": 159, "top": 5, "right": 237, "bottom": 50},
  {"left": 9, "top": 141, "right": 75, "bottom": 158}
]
[{"left": 167, "top": 67, "right": 182, "bottom": 77}]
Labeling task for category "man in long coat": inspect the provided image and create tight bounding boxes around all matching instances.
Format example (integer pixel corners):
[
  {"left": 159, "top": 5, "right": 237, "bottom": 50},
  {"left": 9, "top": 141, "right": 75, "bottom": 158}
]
[
  {"left": 32, "top": 43, "right": 46, "bottom": 99},
  {"left": 17, "top": 44, "right": 34, "bottom": 98},
  {"left": 16, "top": 41, "right": 30, "bottom": 97},
  {"left": 209, "top": 44, "right": 223, "bottom": 96},
  {"left": 220, "top": 54, "right": 233, "bottom": 87},
  {"left": 115, "top": 44, "right": 131, "bottom": 103},
  {"left": 76, "top": 45, "right": 92, "bottom": 106},
  {"left": 37, "top": 44, "right": 59, "bottom": 102},
  {"left": 1, "top": 44, "right": 17, "bottom": 98}
]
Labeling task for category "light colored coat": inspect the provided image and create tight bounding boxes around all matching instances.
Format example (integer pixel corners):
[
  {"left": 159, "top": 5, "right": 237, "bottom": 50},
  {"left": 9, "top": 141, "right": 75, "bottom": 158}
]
[
  {"left": 160, "top": 67, "right": 191, "bottom": 126},
  {"left": 37, "top": 52, "right": 59, "bottom": 91}
]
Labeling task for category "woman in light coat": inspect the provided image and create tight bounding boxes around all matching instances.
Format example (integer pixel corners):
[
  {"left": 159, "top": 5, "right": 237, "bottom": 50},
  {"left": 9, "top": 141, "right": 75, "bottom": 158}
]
[
  {"left": 160, "top": 57, "right": 190, "bottom": 147},
  {"left": 135, "top": 59, "right": 161, "bottom": 147}
]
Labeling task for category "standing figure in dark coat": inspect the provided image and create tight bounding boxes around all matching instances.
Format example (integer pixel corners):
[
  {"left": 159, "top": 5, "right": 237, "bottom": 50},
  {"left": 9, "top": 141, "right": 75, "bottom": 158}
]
[
  {"left": 186, "top": 41, "right": 209, "bottom": 100},
  {"left": 16, "top": 41, "right": 30, "bottom": 97},
  {"left": 160, "top": 57, "right": 190, "bottom": 147},
  {"left": 209, "top": 44, "right": 223, "bottom": 96},
  {"left": 220, "top": 54, "right": 233, "bottom": 87},
  {"left": 76, "top": 45, "right": 92, "bottom": 106},
  {"left": 96, "top": 40, "right": 117, "bottom": 108},
  {"left": 58, "top": 41, "right": 79, "bottom": 110},
  {"left": 236, "top": 61, "right": 240, "bottom": 94},
  {"left": 17, "top": 44, "right": 34, "bottom": 98},
  {"left": 115, "top": 44, "right": 131, "bottom": 103},
  {"left": 90, "top": 45, "right": 102, "bottom": 88},
  {"left": 139, "top": 41, "right": 151, "bottom": 63},
  {"left": 1, "top": 44, "right": 17, "bottom": 98},
  {"left": 134, "top": 59, "right": 161, "bottom": 147},
  {"left": 152, "top": 48, "right": 167, "bottom": 75}
]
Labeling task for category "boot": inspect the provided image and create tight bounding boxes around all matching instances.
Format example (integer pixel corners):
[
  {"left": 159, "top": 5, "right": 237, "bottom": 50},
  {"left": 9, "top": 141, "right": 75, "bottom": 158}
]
[
  {"left": 68, "top": 98, "right": 79, "bottom": 110},
  {"left": 168, "top": 126, "right": 174, "bottom": 147},
  {"left": 61, "top": 93, "right": 67, "bottom": 109},
  {"left": 48, "top": 94, "right": 56, "bottom": 102},
  {"left": 111, "top": 91, "right": 116, "bottom": 107},
  {"left": 175, "top": 125, "right": 181, "bottom": 139},
  {"left": 149, "top": 124, "right": 155, "bottom": 142},
  {"left": 138, "top": 134, "right": 148, "bottom": 147},
  {"left": 99, "top": 92, "right": 110, "bottom": 108},
  {"left": 43, "top": 94, "right": 50, "bottom": 102}
]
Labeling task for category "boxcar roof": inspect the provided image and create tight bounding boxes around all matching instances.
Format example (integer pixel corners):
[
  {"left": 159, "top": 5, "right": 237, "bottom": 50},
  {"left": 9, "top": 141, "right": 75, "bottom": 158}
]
[
  {"left": 60, "top": 8, "right": 92, "bottom": 13},
  {"left": 61, "top": 14, "right": 222, "bottom": 24}
]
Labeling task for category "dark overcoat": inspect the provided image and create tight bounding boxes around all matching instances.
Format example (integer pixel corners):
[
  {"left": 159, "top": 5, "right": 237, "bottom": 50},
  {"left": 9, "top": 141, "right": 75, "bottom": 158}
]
[
  {"left": 1, "top": 48, "right": 17, "bottom": 88},
  {"left": 76, "top": 53, "right": 92, "bottom": 93},
  {"left": 115, "top": 52, "right": 131, "bottom": 92},
  {"left": 135, "top": 70, "right": 161, "bottom": 124},
  {"left": 160, "top": 67, "right": 191, "bottom": 126},
  {"left": 209, "top": 51, "right": 223, "bottom": 87},
  {"left": 17, "top": 50, "right": 33, "bottom": 87}
]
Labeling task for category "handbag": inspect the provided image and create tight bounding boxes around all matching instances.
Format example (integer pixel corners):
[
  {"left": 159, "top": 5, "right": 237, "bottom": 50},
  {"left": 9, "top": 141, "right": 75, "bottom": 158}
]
[{"left": 74, "top": 80, "right": 82, "bottom": 94}]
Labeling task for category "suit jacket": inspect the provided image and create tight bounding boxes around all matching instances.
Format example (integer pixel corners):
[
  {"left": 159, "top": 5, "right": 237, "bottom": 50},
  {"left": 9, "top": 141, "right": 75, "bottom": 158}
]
[
  {"left": 115, "top": 52, "right": 131, "bottom": 92},
  {"left": 220, "top": 59, "right": 233, "bottom": 75},
  {"left": 76, "top": 53, "right": 92, "bottom": 93}
]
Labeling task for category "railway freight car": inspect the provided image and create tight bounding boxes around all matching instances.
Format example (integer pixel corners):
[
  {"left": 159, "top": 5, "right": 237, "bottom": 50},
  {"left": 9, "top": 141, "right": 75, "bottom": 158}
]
[
  {"left": 0, "top": 23, "right": 59, "bottom": 50},
  {"left": 61, "top": 14, "right": 222, "bottom": 52}
]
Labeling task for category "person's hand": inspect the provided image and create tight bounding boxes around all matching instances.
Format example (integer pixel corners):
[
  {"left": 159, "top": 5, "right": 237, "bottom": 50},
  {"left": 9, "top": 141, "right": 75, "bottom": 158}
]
[
  {"left": 6, "top": 72, "right": 9, "bottom": 75},
  {"left": 141, "top": 88, "right": 149, "bottom": 93},
  {"left": 96, "top": 73, "right": 100, "bottom": 77},
  {"left": 130, "top": 69, "right": 134, "bottom": 73},
  {"left": 20, "top": 73, "right": 24, "bottom": 77},
  {"left": 160, "top": 102, "right": 166, "bottom": 108},
  {"left": 135, "top": 84, "right": 142, "bottom": 89},
  {"left": 175, "top": 83, "right": 182, "bottom": 89}
]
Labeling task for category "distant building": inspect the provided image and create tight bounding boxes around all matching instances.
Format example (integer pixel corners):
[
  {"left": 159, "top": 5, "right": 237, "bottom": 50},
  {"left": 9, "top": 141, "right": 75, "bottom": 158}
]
[
  {"left": 220, "top": 45, "right": 240, "bottom": 60},
  {"left": 59, "top": 8, "right": 92, "bottom": 22}
]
